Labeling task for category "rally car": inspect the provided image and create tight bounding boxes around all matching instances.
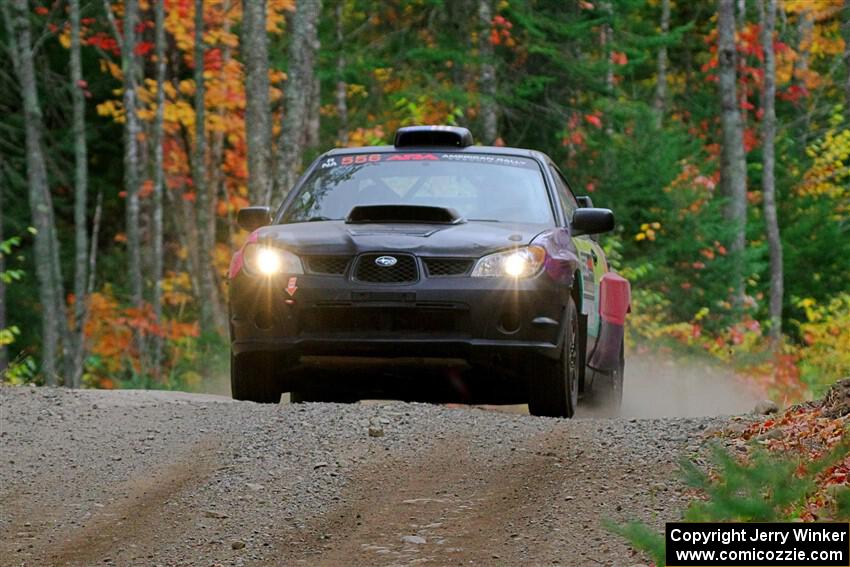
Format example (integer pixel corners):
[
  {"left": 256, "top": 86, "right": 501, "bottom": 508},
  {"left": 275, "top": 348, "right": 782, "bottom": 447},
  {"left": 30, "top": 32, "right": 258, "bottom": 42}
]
[{"left": 228, "top": 125, "right": 630, "bottom": 417}]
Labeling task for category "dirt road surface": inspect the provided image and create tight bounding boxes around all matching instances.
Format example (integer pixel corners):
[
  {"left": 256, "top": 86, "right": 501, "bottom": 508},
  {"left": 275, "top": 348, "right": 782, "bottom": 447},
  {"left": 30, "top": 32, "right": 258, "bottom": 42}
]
[{"left": 1, "top": 359, "right": 755, "bottom": 566}]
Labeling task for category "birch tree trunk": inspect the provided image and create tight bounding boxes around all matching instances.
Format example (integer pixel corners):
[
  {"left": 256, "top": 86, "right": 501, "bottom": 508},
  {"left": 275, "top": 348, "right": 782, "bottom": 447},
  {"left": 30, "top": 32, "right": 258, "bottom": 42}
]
[
  {"left": 193, "top": 0, "right": 225, "bottom": 335},
  {"left": 242, "top": 0, "right": 273, "bottom": 205},
  {"left": 276, "top": 0, "right": 321, "bottom": 199},
  {"left": 653, "top": 0, "right": 671, "bottom": 128},
  {"left": 718, "top": 0, "right": 748, "bottom": 303},
  {"left": 796, "top": 7, "right": 813, "bottom": 145},
  {"left": 305, "top": 74, "right": 321, "bottom": 150},
  {"left": 478, "top": 0, "right": 498, "bottom": 145},
  {"left": 335, "top": 2, "right": 348, "bottom": 146},
  {"left": 760, "top": 0, "right": 783, "bottom": 345},
  {"left": 122, "top": 0, "right": 143, "bottom": 310},
  {"left": 11, "top": 0, "right": 60, "bottom": 384},
  {"left": 151, "top": 0, "right": 166, "bottom": 373},
  {"left": 841, "top": 0, "right": 850, "bottom": 116},
  {"left": 69, "top": 0, "right": 88, "bottom": 388},
  {"left": 0, "top": 168, "right": 6, "bottom": 375}
]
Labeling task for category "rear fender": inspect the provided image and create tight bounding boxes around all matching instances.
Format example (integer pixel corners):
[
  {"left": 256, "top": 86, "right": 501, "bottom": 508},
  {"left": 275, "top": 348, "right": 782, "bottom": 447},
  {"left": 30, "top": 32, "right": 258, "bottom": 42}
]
[{"left": 588, "top": 272, "right": 630, "bottom": 372}]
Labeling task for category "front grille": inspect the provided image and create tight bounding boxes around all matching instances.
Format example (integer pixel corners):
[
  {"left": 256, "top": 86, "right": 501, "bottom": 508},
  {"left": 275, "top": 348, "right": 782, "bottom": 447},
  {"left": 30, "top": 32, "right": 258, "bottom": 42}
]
[
  {"left": 424, "top": 258, "right": 474, "bottom": 277},
  {"left": 305, "top": 255, "right": 351, "bottom": 275},
  {"left": 353, "top": 253, "right": 418, "bottom": 284},
  {"left": 301, "top": 306, "right": 468, "bottom": 335}
]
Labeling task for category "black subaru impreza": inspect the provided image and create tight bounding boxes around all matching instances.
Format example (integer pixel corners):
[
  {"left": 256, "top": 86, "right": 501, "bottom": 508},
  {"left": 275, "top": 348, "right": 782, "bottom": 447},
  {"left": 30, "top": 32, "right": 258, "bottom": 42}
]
[{"left": 228, "top": 126, "right": 630, "bottom": 417}]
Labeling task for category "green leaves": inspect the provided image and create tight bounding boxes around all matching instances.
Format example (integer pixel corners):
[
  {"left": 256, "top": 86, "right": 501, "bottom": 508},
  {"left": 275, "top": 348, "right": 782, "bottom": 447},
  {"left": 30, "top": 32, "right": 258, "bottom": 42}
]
[{"left": 609, "top": 438, "right": 850, "bottom": 562}]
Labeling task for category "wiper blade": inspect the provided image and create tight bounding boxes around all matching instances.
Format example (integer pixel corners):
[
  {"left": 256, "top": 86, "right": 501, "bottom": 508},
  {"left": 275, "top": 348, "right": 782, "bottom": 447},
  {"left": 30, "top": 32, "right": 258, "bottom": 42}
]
[{"left": 306, "top": 216, "right": 336, "bottom": 222}]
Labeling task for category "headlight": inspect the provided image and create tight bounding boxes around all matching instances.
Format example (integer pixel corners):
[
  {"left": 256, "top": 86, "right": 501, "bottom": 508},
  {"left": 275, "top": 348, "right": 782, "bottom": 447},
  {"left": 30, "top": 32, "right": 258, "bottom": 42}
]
[
  {"left": 471, "top": 246, "right": 546, "bottom": 278},
  {"left": 243, "top": 244, "right": 304, "bottom": 276}
]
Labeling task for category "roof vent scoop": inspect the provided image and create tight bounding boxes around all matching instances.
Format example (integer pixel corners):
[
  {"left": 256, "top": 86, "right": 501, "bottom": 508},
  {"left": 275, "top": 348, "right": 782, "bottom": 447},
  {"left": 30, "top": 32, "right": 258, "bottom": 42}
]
[{"left": 394, "top": 125, "right": 474, "bottom": 148}]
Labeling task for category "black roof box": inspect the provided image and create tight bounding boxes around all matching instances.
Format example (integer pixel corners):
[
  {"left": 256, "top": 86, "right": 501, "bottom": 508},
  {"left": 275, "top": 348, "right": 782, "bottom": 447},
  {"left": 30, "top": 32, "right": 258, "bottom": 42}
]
[{"left": 394, "top": 125, "right": 474, "bottom": 148}]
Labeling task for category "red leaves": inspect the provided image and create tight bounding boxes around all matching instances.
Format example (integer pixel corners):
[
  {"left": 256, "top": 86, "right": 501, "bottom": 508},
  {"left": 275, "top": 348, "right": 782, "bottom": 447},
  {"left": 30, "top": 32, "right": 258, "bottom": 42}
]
[
  {"left": 204, "top": 48, "right": 223, "bottom": 72},
  {"left": 489, "top": 14, "right": 514, "bottom": 47},
  {"left": 135, "top": 41, "right": 154, "bottom": 57},
  {"left": 610, "top": 51, "right": 628, "bottom": 66},
  {"left": 86, "top": 32, "right": 120, "bottom": 55},
  {"left": 34, "top": 6, "right": 49, "bottom": 16},
  {"left": 584, "top": 114, "right": 603, "bottom": 129},
  {"left": 743, "top": 127, "right": 759, "bottom": 152},
  {"left": 735, "top": 392, "right": 849, "bottom": 521}
]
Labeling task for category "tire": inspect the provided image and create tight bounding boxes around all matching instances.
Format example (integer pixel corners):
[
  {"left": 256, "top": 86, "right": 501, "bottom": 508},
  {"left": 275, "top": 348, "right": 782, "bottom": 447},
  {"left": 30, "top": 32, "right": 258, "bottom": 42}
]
[
  {"left": 587, "top": 343, "right": 625, "bottom": 415},
  {"left": 290, "top": 389, "right": 359, "bottom": 404},
  {"left": 230, "top": 352, "right": 281, "bottom": 403},
  {"left": 528, "top": 296, "right": 580, "bottom": 418}
]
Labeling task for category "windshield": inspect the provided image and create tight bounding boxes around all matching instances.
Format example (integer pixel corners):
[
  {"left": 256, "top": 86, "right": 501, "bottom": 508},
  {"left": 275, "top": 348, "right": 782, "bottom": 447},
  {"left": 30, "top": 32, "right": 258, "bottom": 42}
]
[{"left": 281, "top": 152, "right": 554, "bottom": 225}]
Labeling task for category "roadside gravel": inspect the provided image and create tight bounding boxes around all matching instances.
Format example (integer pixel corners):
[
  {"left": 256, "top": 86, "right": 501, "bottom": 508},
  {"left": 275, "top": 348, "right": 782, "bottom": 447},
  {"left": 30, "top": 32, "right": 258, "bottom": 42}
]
[{"left": 0, "top": 386, "right": 733, "bottom": 566}]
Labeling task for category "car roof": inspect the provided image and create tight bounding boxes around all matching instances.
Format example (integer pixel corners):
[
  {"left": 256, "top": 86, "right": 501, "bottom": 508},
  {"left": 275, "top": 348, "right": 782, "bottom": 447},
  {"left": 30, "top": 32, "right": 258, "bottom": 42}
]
[{"left": 321, "top": 144, "right": 552, "bottom": 163}]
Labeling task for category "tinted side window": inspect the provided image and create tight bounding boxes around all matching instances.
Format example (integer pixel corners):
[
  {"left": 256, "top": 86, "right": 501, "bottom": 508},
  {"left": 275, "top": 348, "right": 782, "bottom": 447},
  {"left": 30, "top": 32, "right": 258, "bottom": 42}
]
[{"left": 549, "top": 166, "right": 578, "bottom": 222}]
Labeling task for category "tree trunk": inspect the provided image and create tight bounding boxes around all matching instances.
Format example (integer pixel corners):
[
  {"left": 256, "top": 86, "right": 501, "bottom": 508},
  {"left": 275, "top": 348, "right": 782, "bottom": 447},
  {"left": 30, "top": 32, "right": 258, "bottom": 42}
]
[
  {"left": 68, "top": 0, "right": 88, "bottom": 388},
  {"left": 796, "top": 6, "right": 813, "bottom": 146},
  {"left": 276, "top": 0, "right": 322, "bottom": 199},
  {"left": 653, "top": 0, "right": 671, "bottom": 128},
  {"left": 242, "top": 0, "right": 273, "bottom": 205},
  {"left": 760, "top": 0, "right": 783, "bottom": 346},
  {"left": 305, "top": 74, "right": 321, "bottom": 150},
  {"left": 0, "top": 166, "right": 6, "bottom": 375},
  {"left": 122, "top": 0, "right": 143, "bottom": 310},
  {"left": 478, "top": 0, "right": 497, "bottom": 144},
  {"left": 193, "top": 0, "right": 225, "bottom": 336},
  {"left": 335, "top": 2, "right": 348, "bottom": 145},
  {"left": 151, "top": 0, "right": 166, "bottom": 374},
  {"left": 603, "top": 1, "right": 615, "bottom": 137},
  {"left": 841, "top": 0, "right": 850, "bottom": 117},
  {"left": 718, "top": 0, "right": 748, "bottom": 304},
  {"left": 11, "top": 0, "right": 60, "bottom": 385}
]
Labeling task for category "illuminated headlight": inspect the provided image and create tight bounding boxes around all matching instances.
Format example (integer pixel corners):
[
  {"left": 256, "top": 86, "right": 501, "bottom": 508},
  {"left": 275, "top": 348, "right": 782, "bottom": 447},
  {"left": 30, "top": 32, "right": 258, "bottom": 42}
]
[
  {"left": 471, "top": 246, "right": 546, "bottom": 278},
  {"left": 243, "top": 244, "right": 304, "bottom": 276}
]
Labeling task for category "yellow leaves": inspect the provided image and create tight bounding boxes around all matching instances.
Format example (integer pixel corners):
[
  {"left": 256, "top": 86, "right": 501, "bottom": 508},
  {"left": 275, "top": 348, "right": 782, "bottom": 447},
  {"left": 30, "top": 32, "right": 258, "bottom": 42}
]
[
  {"left": 96, "top": 99, "right": 125, "bottom": 123},
  {"left": 635, "top": 222, "right": 661, "bottom": 241},
  {"left": 347, "top": 83, "right": 368, "bottom": 98},
  {"left": 178, "top": 79, "right": 195, "bottom": 96},
  {"left": 373, "top": 68, "right": 393, "bottom": 83},
  {"left": 798, "top": 125, "right": 850, "bottom": 209},
  {"left": 161, "top": 271, "right": 194, "bottom": 307},
  {"left": 59, "top": 30, "right": 71, "bottom": 49},
  {"left": 796, "top": 295, "right": 850, "bottom": 386},
  {"left": 99, "top": 59, "right": 123, "bottom": 80},
  {"left": 164, "top": 99, "right": 195, "bottom": 128}
]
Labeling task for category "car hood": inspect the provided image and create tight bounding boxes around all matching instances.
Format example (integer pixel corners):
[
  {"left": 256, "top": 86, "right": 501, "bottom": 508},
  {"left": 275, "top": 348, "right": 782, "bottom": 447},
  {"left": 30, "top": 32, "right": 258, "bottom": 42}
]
[{"left": 253, "top": 220, "right": 547, "bottom": 257}]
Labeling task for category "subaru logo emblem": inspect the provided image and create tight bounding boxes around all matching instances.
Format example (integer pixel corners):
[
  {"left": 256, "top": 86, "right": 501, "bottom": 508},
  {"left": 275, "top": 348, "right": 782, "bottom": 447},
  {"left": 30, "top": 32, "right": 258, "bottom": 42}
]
[{"left": 375, "top": 255, "right": 398, "bottom": 267}]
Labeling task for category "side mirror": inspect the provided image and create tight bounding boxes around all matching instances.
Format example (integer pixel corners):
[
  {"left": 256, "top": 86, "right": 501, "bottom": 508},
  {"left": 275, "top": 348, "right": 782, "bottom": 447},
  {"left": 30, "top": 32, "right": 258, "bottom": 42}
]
[
  {"left": 237, "top": 206, "right": 271, "bottom": 232},
  {"left": 576, "top": 195, "right": 594, "bottom": 208},
  {"left": 571, "top": 208, "right": 614, "bottom": 236}
]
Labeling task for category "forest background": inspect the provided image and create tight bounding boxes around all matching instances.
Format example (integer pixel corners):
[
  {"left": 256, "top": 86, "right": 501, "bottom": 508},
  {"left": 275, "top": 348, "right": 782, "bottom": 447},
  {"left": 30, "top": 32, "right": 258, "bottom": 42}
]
[{"left": 1, "top": 0, "right": 848, "bottom": 403}]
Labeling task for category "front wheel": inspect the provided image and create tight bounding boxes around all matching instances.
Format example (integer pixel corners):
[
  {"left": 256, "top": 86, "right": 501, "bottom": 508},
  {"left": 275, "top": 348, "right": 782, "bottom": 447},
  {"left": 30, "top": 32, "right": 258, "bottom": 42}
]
[
  {"left": 528, "top": 296, "right": 580, "bottom": 418},
  {"left": 231, "top": 352, "right": 281, "bottom": 403}
]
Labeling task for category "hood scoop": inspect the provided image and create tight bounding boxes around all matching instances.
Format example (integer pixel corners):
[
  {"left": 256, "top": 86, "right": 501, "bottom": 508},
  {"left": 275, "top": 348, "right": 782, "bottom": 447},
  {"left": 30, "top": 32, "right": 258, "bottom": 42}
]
[{"left": 346, "top": 205, "right": 464, "bottom": 225}]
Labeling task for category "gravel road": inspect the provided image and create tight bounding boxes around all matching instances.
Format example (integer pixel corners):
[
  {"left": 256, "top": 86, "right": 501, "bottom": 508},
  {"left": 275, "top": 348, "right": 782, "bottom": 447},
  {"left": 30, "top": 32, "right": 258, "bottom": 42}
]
[{"left": 0, "top": 380, "right": 742, "bottom": 566}]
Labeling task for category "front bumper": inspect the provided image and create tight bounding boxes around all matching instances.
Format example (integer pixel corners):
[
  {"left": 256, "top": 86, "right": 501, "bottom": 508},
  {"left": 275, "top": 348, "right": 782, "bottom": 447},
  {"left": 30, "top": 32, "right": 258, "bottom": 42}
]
[{"left": 229, "top": 271, "right": 569, "bottom": 363}]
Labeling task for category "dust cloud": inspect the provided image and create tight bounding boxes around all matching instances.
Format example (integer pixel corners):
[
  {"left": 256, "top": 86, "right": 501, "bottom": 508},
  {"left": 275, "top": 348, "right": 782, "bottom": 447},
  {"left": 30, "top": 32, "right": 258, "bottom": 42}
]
[
  {"left": 615, "top": 351, "right": 761, "bottom": 418},
  {"left": 199, "top": 350, "right": 763, "bottom": 419}
]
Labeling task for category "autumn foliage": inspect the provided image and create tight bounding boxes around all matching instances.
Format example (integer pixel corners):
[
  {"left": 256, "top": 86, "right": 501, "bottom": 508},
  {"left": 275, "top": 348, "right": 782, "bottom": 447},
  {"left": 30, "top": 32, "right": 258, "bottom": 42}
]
[{"left": 0, "top": 0, "right": 848, "bottom": 395}]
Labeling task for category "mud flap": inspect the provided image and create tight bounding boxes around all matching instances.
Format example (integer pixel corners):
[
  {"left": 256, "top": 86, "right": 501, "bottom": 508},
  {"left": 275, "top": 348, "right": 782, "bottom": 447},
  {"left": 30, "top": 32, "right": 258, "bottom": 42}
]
[{"left": 588, "top": 272, "right": 630, "bottom": 372}]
